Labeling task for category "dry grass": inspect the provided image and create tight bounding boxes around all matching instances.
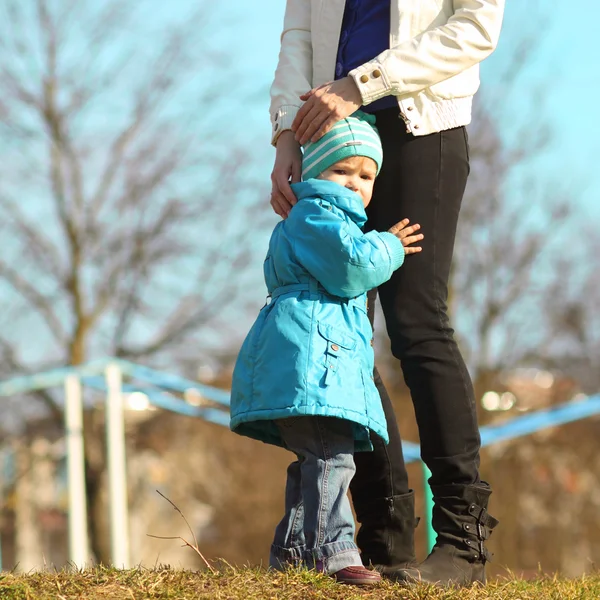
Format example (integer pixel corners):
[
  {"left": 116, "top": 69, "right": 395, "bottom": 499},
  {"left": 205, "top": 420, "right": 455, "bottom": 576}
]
[{"left": 0, "top": 566, "right": 599, "bottom": 600}]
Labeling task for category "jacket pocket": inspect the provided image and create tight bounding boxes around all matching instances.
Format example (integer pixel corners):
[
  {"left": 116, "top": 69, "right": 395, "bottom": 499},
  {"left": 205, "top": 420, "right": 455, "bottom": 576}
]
[{"left": 317, "top": 322, "right": 356, "bottom": 386}]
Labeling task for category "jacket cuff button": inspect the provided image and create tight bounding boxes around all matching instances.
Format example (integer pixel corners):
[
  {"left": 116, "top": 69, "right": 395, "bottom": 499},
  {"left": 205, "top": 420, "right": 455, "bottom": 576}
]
[
  {"left": 372, "top": 69, "right": 381, "bottom": 78},
  {"left": 360, "top": 74, "right": 369, "bottom": 84}
]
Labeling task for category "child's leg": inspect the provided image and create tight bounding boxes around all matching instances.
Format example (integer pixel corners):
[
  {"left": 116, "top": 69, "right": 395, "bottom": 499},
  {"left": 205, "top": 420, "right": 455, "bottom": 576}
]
[
  {"left": 277, "top": 416, "right": 362, "bottom": 574},
  {"left": 270, "top": 458, "right": 306, "bottom": 569}
]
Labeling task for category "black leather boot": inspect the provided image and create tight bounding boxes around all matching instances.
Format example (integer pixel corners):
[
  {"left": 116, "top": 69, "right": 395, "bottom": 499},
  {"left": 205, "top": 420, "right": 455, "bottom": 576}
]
[
  {"left": 394, "top": 483, "right": 498, "bottom": 586},
  {"left": 356, "top": 490, "right": 419, "bottom": 571}
]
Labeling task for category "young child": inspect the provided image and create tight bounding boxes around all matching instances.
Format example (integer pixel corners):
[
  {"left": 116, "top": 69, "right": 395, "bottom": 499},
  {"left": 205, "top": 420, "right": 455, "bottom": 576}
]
[{"left": 230, "top": 113, "right": 423, "bottom": 586}]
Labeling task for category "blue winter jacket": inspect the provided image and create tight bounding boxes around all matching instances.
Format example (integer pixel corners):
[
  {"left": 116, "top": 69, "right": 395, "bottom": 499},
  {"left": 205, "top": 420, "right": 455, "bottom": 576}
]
[{"left": 229, "top": 179, "right": 405, "bottom": 452}]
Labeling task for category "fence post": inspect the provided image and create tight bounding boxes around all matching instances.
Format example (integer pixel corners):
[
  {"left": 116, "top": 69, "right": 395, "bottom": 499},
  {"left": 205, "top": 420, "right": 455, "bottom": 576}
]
[
  {"left": 64, "top": 375, "right": 89, "bottom": 568},
  {"left": 105, "top": 363, "right": 130, "bottom": 568},
  {"left": 422, "top": 462, "right": 435, "bottom": 553}
]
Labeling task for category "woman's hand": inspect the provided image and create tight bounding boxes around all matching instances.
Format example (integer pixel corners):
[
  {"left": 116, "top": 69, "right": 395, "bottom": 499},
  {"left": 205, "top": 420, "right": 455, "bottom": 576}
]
[
  {"left": 270, "top": 131, "right": 302, "bottom": 218},
  {"left": 292, "top": 77, "right": 362, "bottom": 145},
  {"left": 388, "top": 219, "right": 424, "bottom": 254}
]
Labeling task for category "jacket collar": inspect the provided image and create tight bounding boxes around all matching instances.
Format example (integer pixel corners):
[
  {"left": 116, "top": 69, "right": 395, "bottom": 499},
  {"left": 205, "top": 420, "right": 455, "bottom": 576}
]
[{"left": 291, "top": 179, "right": 368, "bottom": 228}]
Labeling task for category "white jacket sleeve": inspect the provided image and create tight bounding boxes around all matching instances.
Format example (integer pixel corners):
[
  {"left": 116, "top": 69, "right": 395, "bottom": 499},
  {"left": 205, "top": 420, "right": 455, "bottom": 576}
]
[
  {"left": 349, "top": 0, "right": 505, "bottom": 105},
  {"left": 269, "top": 0, "right": 312, "bottom": 145}
]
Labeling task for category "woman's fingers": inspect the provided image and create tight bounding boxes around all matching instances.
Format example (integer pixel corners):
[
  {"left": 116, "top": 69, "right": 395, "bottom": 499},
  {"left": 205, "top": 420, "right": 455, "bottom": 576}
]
[
  {"left": 270, "top": 171, "right": 295, "bottom": 217},
  {"left": 294, "top": 102, "right": 327, "bottom": 145},
  {"left": 270, "top": 132, "right": 302, "bottom": 218},
  {"left": 275, "top": 171, "right": 297, "bottom": 207},
  {"left": 292, "top": 96, "right": 316, "bottom": 132},
  {"left": 404, "top": 246, "right": 422, "bottom": 255},
  {"left": 291, "top": 160, "right": 302, "bottom": 184},
  {"left": 310, "top": 114, "right": 339, "bottom": 143},
  {"left": 270, "top": 187, "right": 292, "bottom": 218},
  {"left": 299, "top": 88, "right": 316, "bottom": 101},
  {"left": 269, "top": 194, "right": 285, "bottom": 218},
  {"left": 292, "top": 100, "right": 318, "bottom": 139},
  {"left": 298, "top": 111, "right": 330, "bottom": 145},
  {"left": 295, "top": 79, "right": 362, "bottom": 143}
]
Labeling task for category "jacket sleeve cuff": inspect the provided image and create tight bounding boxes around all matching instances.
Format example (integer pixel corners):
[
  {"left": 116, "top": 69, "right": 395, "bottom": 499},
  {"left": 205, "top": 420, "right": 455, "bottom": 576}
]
[
  {"left": 271, "top": 104, "right": 300, "bottom": 146},
  {"left": 348, "top": 62, "right": 395, "bottom": 106},
  {"left": 378, "top": 232, "right": 405, "bottom": 271}
]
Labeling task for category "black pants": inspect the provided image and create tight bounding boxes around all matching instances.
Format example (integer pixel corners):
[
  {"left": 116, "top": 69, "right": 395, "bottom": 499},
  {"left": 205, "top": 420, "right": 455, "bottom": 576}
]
[{"left": 350, "top": 108, "right": 482, "bottom": 509}]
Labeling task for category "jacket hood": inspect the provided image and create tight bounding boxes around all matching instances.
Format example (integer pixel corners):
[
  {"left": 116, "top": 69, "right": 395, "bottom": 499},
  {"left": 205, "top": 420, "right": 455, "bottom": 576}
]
[{"left": 291, "top": 179, "right": 368, "bottom": 228}]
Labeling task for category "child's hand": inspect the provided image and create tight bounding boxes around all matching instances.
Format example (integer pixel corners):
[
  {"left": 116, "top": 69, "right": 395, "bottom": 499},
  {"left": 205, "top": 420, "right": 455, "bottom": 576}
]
[{"left": 388, "top": 219, "right": 423, "bottom": 255}]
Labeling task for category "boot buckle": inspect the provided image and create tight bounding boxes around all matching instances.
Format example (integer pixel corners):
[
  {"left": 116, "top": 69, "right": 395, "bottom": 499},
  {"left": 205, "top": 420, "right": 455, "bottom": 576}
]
[{"left": 476, "top": 522, "right": 485, "bottom": 540}]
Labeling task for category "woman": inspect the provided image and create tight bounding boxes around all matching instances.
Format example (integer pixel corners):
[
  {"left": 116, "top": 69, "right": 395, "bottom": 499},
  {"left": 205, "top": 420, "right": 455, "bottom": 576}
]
[{"left": 268, "top": 0, "right": 505, "bottom": 587}]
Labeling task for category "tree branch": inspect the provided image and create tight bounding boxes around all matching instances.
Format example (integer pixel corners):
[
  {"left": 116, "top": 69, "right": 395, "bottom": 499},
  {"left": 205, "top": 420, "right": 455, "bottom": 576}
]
[{"left": 0, "top": 259, "right": 66, "bottom": 343}]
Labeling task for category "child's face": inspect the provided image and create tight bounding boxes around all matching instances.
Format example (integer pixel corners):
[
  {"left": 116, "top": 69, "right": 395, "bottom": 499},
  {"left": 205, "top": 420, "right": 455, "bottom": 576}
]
[{"left": 317, "top": 156, "right": 377, "bottom": 207}]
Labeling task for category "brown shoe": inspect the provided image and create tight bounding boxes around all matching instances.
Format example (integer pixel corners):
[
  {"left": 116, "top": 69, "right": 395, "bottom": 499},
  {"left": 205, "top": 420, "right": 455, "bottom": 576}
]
[{"left": 332, "top": 566, "right": 381, "bottom": 586}]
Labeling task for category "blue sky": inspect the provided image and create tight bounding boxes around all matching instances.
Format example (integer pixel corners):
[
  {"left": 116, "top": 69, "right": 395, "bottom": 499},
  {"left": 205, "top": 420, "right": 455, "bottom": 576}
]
[{"left": 2, "top": 0, "right": 598, "bottom": 377}]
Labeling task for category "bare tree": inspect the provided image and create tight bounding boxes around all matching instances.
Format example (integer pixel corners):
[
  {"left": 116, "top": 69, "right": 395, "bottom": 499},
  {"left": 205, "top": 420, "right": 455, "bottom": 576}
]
[
  {"left": 0, "top": 0, "right": 271, "bottom": 562},
  {"left": 452, "top": 105, "right": 571, "bottom": 385},
  {"left": 539, "top": 233, "right": 600, "bottom": 393},
  {"left": 0, "top": 0, "right": 268, "bottom": 385},
  {"left": 448, "top": 18, "right": 586, "bottom": 387}
]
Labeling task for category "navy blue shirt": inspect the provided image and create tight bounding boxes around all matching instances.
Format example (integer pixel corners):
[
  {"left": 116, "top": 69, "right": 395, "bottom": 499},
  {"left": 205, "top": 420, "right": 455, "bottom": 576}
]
[{"left": 335, "top": 0, "right": 396, "bottom": 112}]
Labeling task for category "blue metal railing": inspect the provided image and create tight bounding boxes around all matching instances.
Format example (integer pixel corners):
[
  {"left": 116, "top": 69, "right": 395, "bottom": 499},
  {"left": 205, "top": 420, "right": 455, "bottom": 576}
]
[
  {"left": 0, "top": 359, "right": 231, "bottom": 428},
  {"left": 1, "top": 359, "right": 599, "bottom": 564}
]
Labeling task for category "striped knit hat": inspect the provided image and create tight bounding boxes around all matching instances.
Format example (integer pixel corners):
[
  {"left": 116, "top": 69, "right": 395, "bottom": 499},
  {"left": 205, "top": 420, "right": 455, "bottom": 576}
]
[{"left": 302, "top": 111, "right": 383, "bottom": 181}]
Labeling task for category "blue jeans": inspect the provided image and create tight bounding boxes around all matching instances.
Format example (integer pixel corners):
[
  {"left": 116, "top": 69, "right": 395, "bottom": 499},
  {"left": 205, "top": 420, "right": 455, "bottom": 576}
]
[{"left": 269, "top": 416, "right": 362, "bottom": 574}]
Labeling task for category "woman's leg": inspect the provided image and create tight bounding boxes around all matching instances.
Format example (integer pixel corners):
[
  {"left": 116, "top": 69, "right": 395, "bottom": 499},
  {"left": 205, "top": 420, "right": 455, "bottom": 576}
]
[
  {"left": 351, "top": 292, "right": 410, "bottom": 498},
  {"left": 350, "top": 296, "right": 416, "bottom": 568},
  {"left": 367, "top": 108, "right": 497, "bottom": 585},
  {"left": 369, "top": 108, "right": 481, "bottom": 486}
]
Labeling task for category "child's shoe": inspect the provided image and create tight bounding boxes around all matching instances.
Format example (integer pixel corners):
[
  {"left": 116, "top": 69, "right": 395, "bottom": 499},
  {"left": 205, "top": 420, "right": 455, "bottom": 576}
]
[{"left": 332, "top": 566, "right": 381, "bottom": 586}]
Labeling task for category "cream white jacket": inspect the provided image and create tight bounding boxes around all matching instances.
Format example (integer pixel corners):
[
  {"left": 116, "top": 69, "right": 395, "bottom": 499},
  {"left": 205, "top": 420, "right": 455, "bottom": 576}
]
[{"left": 270, "top": 0, "right": 505, "bottom": 143}]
